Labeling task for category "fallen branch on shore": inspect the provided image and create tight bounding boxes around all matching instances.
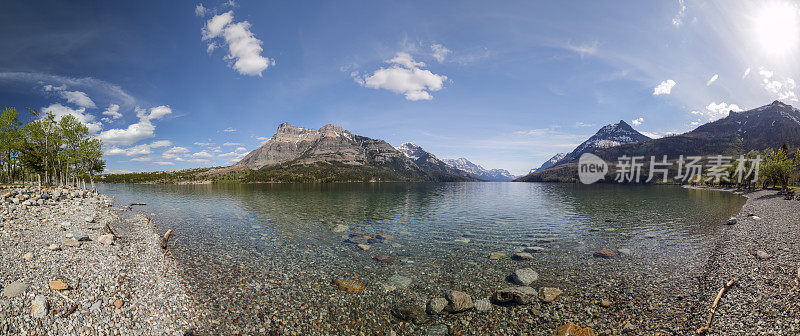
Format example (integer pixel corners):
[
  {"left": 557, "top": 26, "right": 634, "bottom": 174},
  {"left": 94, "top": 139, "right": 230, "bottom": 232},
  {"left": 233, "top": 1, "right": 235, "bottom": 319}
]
[
  {"left": 160, "top": 229, "right": 174, "bottom": 250},
  {"left": 697, "top": 278, "right": 736, "bottom": 334},
  {"left": 105, "top": 221, "right": 120, "bottom": 239}
]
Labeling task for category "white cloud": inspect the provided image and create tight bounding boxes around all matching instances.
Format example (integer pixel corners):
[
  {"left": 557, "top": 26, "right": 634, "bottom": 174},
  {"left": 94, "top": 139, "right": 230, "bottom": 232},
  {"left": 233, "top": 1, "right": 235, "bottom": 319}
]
[
  {"left": 192, "top": 150, "right": 213, "bottom": 159},
  {"left": 563, "top": 41, "right": 599, "bottom": 58},
  {"left": 194, "top": 142, "right": 214, "bottom": 146},
  {"left": 223, "top": 142, "right": 243, "bottom": 146},
  {"left": 153, "top": 161, "right": 175, "bottom": 166},
  {"left": 706, "top": 74, "right": 718, "bottom": 86},
  {"left": 672, "top": 0, "right": 687, "bottom": 26},
  {"left": 222, "top": 127, "right": 236, "bottom": 132},
  {"left": 195, "top": 4, "right": 208, "bottom": 17},
  {"left": 631, "top": 117, "right": 644, "bottom": 126},
  {"left": 202, "top": 11, "right": 274, "bottom": 76},
  {"left": 639, "top": 131, "right": 662, "bottom": 139},
  {"left": 691, "top": 102, "right": 742, "bottom": 122},
  {"left": 162, "top": 146, "right": 190, "bottom": 160},
  {"left": 41, "top": 103, "right": 102, "bottom": 134},
  {"left": 255, "top": 136, "right": 268, "bottom": 141},
  {"left": 130, "top": 156, "right": 152, "bottom": 162},
  {"left": 355, "top": 52, "right": 447, "bottom": 101},
  {"left": 102, "top": 104, "right": 122, "bottom": 119},
  {"left": 742, "top": 67, "right": 751, "bottom": 79},
  {"left": 431, "top": 44, "right": 451, "bottom": 62},
  {"left": 574, "top": 122, "right": 595, "bottom": 127},
  {"left": 759, "top": 68, "right": 798, "bottom": 101},
  {"left": 0, "top": 72, "right": 136, "bottom": 110},
  {"left": 43, "top": 84, "right": 66, "bottom": 91},
  {"left": 150, "top": 140, "right": 172, "bottom": 148},
  {"left": 98, "top": 105, "right": 172, "bottom": 146},
  {"left": 60, "top": 90, "right": 96, "bottom": 108},
  {"left": 653, "top": 79, "right": 676, "bottom": 95}
]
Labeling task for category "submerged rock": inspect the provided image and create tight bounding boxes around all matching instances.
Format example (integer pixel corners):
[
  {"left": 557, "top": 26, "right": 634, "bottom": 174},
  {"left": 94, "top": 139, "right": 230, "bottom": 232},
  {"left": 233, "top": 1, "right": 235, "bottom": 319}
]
[
  {"left": 510, "top": 268, "right": 539, "bottom": 286},
  {"left": 332, "top": 224, "right": 349, "bottom": 233},
  {"left": 512, "top": 252, "right": 534, "bottom": 260},
  {"left": 524, "top": 246, "right": 546, "bottom": 253},
  {"left": 492, "top": 286, "right": 537, "bottom": 305},
  {"left": 445, "top": 290, "right": 474, "bottom": 312},
  {"left": 618, "top": 248, "right": 632, "bottom": 256},
  {"left": 332, "top": 279, "right": 365, "bottom": 293},
  {"left": 426, "top": 324, "right": 449, "bottom": 335},
  {"left": 593, "top": 249, "right": 616, "bottom": 259},
  {"left": 454, "top": 237, "right": 470, "bottom": 243},
  {"left": 474, "top": 298, "right": 492, "bottom": 313},
  {"left": 538, "top": 287, "right": 563, "bottom": 303},
  {"left": 387, "top": 274, "right": 412, "bottom": 289},
  {"left": 391, "top": 304, "right": 428, "bottom": 324},
  {"left": 489, "top": 252, "right": 507, "bottom": 260},
  {"left": 373, "top": 255, "right": 395, "bottom": 264},
  {"left": 426, "top": 297, "right": 448, "bottom": 315},
  {"left": 552, "top": 323, "right": 597, "bottom": 336}
]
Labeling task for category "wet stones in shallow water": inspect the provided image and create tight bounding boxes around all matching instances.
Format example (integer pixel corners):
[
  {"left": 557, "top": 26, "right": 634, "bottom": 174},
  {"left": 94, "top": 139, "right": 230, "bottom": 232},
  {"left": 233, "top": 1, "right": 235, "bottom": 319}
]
[
  {"left": 445, "top": 290, "right": 474, "bottom": 313},
  {"left": 489, "top": 252, "right": 507, "bottom": 260},
  {"left": 513, "top": 252, "right": 534, "bottom": 260},
  {"left": 3, "top": 281, "right": 28, "bottom": 297},
  {"left": 426, "top": 324, "right": 449, "bottom": 335},
  {"left": 618, "top": 248, "right": 632, "bottom": 256},
  {"left": 426, "top": 297, "right": 448, "bottom": 315},
  {"left": 31, "top": 295, "right": 48, "bottom": 318},
  {"left": 492, "top": 286, "right": 537, "bottom": 305},
  {"left": 755, "top": 250, "right": 770, "bottom": 260},
  {"left": 510, "top": 268, "right": 539, "bottom": 286},
  {"left": 454, "top": 237, "right": 470, "bottom": 243},
  {"left": 391, "top": 303, "right": 428, "bottom": 324},
  {"left": 593, "top": 249, "right": 616, "bottom": 259},
  {"left": 332, "top": 224, "right": 349, "bottom": 233},
  {"left": 474, "top": 298, "right": 492, "bottom": 313},
  {"left": 539, "top": 287, "right": 563, "bottom": 303},
  {"left": 373, "top": 255, "right": 395, "bottom": 264},
  {"left": 524, "top": 246, "right": 546, "bottom": 253},
  {"left": 600, "top": 299, "right": 612, "bottom": 307},
  {"left": 332, "top": 279, "right": 365, "bottom": 293},
  {"left": 387, "top": 274, "right": 412, "bottom": 289},
  {"left": 726, "top": 217, "right": 738, "bottom": 225},
  {"left": 553, "top": 323, "right": 597, "bottom": 336},
  {"left": 357, "top": 244, "right": 371, "bottom": 251}
]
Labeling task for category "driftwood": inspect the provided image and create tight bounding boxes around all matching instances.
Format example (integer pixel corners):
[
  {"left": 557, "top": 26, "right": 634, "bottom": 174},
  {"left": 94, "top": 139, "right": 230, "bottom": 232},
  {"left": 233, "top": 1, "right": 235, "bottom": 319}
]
[
  {"left": 160, "top": 229, "right": 174, "bottom": 250},
  {"left": 61, "top": 303, "right": 78, "bottom": 318},
  {"left": 697, "top": 278, "right": 736, "bottom": 334},
  {"left": 105, "top": 221, "right": 120, "bottom": 239},
  {"left": 130, "top": 203, "right": 147, "bottom": 206}
]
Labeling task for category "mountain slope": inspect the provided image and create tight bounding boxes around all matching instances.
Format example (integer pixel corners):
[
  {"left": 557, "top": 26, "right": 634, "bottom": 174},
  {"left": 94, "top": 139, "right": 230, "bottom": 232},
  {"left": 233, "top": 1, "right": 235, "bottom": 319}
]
[
  {"left": 531, "top": 153, "right": 566, "bottom": 174},
  {"left": 394, "top": 142, "right": 469, "bottom": 177},
  {"left": 557, "top": 120, "right": 651, "bottom": 165},
  {"left": 442, "top": 157, "right": 516, "bottom": 181}
]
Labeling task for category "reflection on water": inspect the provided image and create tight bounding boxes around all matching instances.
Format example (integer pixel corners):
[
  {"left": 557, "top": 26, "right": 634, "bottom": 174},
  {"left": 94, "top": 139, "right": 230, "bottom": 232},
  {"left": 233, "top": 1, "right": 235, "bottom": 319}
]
[{"left": 97, "top": 182, "right": 745, "bottom": 334}]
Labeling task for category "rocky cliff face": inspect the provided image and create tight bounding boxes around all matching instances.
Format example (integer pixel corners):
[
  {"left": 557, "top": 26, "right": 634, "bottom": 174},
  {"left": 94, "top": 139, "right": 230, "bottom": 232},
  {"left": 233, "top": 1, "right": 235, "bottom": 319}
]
[
  {"left": 531, "top": 153, "right": 566, "bottom": 174},
  {"left": 442, "top": 157, "right": 515, "bottom": 181},
  {"left": 236, "top": 123, "right": 413, "bottom": 169},
  {"left": 394, "top": 142, "right": 467, "bottom": 177},
  {"left": 556, "top": 120, "right": 651, "bottom": 166}
]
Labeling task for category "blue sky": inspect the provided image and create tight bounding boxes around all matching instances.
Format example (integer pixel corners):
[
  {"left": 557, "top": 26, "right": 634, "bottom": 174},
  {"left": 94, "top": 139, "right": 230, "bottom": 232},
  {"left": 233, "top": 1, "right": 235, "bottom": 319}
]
[{"left": 2, "top": 0, "right": 799, "bottom": 175}]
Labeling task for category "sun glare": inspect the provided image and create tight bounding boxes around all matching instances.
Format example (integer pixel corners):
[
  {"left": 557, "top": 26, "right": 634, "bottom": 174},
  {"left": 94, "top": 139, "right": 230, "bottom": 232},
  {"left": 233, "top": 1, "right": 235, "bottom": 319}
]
[{"left": 754, "top": 2, "right": 800, "bottom": 56}]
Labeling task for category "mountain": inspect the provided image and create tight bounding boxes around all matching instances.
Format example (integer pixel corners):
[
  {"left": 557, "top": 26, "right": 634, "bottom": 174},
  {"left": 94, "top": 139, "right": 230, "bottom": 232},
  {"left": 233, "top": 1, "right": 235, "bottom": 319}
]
[
  {"left": 531, "top": 153, "right": 566, "bottom": 173},
  {"left": 234, "top": 123, "right": 473, "bottom": 182},
  {"left": 442, "top": 158, "right": 516, "bottom": 182},
  {"left": 515, "top": 101, "right": 800, "bottom": 183},
  {"left": 394, "top": 142, "right": 468, "bottom": 177},
  {"left": 556, "top": 120, "right": 651, "bottom": 165}
]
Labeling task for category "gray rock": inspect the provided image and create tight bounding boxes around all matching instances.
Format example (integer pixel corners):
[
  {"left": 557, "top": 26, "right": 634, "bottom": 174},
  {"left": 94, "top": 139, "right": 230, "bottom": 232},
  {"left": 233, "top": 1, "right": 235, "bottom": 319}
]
[
  {"left": 755, "top": 250, "right": 770, "bottom": 260},
  {"left": 90, "top": 301, "right": 102, "bottom": 311},
  {"left": 332, "top": 224, "right": 349, "bottom": 233},
  {"left": 523, "top": 246, "right": 546, "bottom": 253},
  {"left": 618, "top": 248, "right": 632, "bottom": 256},
  {"left": 426, "top": 297, "right": 448, "bottom": 315},
  {"left": 512, "top": 252, "right": 534, "bottom": 260},
  {"left": 539, "top": 287, "right": 563, "bottom": 303},
  {"left": 445, "top": 290, "right": 474, "bottom": 312},
  {"left": 488, "top": 252, "right": 507, "bottom": 260},
  {"left": 48, "top": 244, "right": 61, "bottom": 251},
  {"left": 492, "top": 286, "right": 537, "bottom": 305},
  {"left": 31, "top": 295, "right": 48, "bottom": 318},
  {"left": 97, "top": 234, "right": 115, "bottom": 246},
  {"left": 73, "top": 230, "right": 90, "bottom": 241},
  {"left": 61, "top": 221, "right": 72, "bottom": 227},
  {"left": 3, "top": 281, "right": 29, "bottom": 297},
  {"left": 474, "top": 298, "right": 492, "bottom": 313},
  {"left": 454, "top": 237, "right": 470, "bottom": 243},
  {"left": 387, "top": 274, "right": 412, "bottom": 290},
  {"left": 391, "top": 303, "right": 428, "bottom": 324},
  {"left": 84, "top": 216, "right": 94, "bottom": 223},
  {"left": 726, "top": 217, "right": 737, "bottom": 225},
  {"left": 510, "top": 268, "right": 539, "bottom": 286},
  {"left": 426, "top": 324, "right": 449, "bottom": 336}
]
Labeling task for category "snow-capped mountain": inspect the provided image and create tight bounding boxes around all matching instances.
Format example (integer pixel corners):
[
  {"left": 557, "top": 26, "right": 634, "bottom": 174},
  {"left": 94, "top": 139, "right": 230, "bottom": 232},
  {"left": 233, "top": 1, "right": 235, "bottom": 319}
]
[
  {"left": 556, "top": 120, "right": 651, "bottom": 166},
  {"left": 530, "top": 153, "right": 566, "bottom": 174},
  {"left": 442, "top": 158, "right": 516, "bottom": 182},
  {"left": 394, "top": 142, "right": 469, "bottom": 177}
]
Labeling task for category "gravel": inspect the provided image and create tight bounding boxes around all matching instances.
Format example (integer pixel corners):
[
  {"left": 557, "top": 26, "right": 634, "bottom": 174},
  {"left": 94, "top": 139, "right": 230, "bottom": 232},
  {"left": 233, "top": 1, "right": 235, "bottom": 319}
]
[{"left": 0, "top": 186, "right": 198, "bottom": 335}]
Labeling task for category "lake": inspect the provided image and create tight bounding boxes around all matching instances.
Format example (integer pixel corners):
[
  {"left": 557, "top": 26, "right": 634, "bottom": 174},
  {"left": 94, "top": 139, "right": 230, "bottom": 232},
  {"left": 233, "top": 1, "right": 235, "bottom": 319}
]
[{"left": 97, "top": 182, "right": 745, "bottom": 335}]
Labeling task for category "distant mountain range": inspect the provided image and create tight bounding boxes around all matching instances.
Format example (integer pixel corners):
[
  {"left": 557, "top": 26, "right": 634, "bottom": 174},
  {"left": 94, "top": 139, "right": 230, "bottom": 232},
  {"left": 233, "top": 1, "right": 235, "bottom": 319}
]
[
  {"left": 442, "top": 157, "right": 516, "bottom": 181},
  {"left": 531, "top": 153, "right": 566, "bottom": 174},
  {"left": 517, "top": 100, "right": 800, "bottom": 182}
]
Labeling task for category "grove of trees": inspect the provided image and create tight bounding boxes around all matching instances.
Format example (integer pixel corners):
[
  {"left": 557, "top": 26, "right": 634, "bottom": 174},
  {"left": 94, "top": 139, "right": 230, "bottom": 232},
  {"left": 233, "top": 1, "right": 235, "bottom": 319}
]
[{"left": 0, "top": 107, "right": 105, "bottom": 188}]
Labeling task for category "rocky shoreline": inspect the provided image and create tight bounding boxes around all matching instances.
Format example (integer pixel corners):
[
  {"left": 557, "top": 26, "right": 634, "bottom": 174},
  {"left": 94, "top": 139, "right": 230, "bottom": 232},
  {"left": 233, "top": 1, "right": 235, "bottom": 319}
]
[
  {"left": 0, "top": 186, "right": 198, "bottom": 335},
  {"left": 687, "top": 186, "right": 800, "bottom": 335}
]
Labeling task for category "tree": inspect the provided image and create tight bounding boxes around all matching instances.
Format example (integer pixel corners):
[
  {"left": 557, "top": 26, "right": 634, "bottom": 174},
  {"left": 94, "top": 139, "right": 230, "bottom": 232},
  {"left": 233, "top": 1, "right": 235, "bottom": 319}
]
[
  {"left": 759, "top": 146, "right": 798, "bottom": 191},
  {"left": 0, "top": 107, "right": 22, "bottom": 183}
]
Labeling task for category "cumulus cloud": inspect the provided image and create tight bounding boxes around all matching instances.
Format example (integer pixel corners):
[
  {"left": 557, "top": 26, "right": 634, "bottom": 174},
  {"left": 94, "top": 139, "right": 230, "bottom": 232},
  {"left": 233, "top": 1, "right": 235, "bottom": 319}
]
[
  {"left": 130, "top": 156, "right": 151, "bottom": 162},
  {"left": 202, "top": 11, "right": 274, "bottom": 76},
  {"left": 691, "top": 102, "right": 742, "bottom": 122},
  {"left": 41, "top": 103, "right": 102, "bottom": 134},
  {"left": 41, "top": 83, "right": 96, "bottom": 108},
  {"left": 222, "top": 127, "right": 236, "bottom": 132},
  {"left": 0, "top": 72, "right": 135, "bottom": 110},
  {"left": 162, "top": 146, "right": 190, "bottom": 160},
  {"left": 355, "top": 52, "right": 447, "bottom": 101},
  {"left": 743, "top": 67, "right": 751, "bottom": 79},
  {"left": 706, "top": 74, "right": 718, "bottom": 86},
  {"left": 653, "top": 79, "right": 676, "bottom": 95},
  {"left": 431, "top": 44, "right": 451, "bottom": 62},
  {"left": 195, "top": 4, "right": 208, "bottom": 17},
  {"left": 255, "top": 136, "right": 268, "bottom": 141},
  {"left": 104, "top": 140, "right": 172, "bottom": 157},
  {"left": 631, "top": 117, "right": 644, "bottom": 126},
  {"left": 194, "top": 142, "right": 214, "bottom": 146},
  {"left": 759, "top": 68, "right": 798, "bottom": 101},
  {"left": 150, "top": 140, "right": 172, "bottom": 148},
  {"left": 192, "top": 150, "right": 213, "bottom": 159},
  {"left": 102, "top": 104, "right": 122, "bottom": 119},
  {"left": 153, "top": 161, "right": 175, "bottom": 166},
  {"left": 98, "top": 105, "right": 172, "bottom": 146},
  {"left": 218, "top": 146, "right": 250, "bottom": 162},
  {"left": 223, "top": 142, "right": 243, "bottom": 146}
]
